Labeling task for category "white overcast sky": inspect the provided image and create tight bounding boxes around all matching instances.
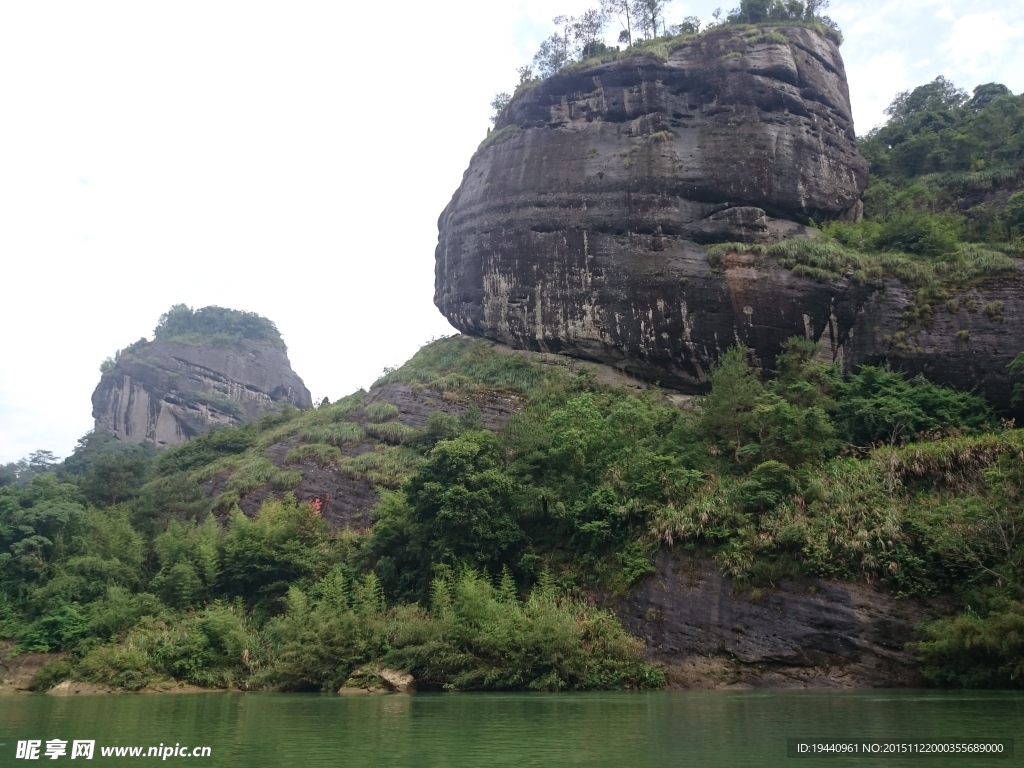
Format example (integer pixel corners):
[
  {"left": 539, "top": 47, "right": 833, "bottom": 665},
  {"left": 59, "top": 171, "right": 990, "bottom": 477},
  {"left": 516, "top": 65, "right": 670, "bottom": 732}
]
[{"left": 1, "top": 0, "right": 1022, "bottom": 463}]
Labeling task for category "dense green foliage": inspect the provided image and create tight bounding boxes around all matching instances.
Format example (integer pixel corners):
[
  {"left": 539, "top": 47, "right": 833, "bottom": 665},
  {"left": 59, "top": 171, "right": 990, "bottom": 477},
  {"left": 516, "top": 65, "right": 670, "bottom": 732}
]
[
  {"left": 153, "top": 304, "right": 286, "bottom": 350},
  {"left": 725, "top": 0, "right": 836, "bottom": 28},
  {"left": 0, "top": 450, "right": 61, "bottom": 489},
  {"left": 914, "top": 594, "right": 1024, "bottom": 687},
  {"left": 862, "top": 78, "right": 1023, "bottom": 183},
  {"left": 858, "top": 77, "right": 1024, "bottom": 244},
  {"left": 262, "top": 568, "right": 660, "bottom": 692},
  {"left": 0, "top": 485, "right": 657, "bottom": 692}
]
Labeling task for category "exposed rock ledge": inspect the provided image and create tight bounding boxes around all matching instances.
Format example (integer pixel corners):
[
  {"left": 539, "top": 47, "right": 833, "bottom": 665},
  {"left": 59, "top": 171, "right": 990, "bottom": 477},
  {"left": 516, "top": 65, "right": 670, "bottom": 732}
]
[{"left": 618, "top": 552, "right": 941, "bottom": 688}]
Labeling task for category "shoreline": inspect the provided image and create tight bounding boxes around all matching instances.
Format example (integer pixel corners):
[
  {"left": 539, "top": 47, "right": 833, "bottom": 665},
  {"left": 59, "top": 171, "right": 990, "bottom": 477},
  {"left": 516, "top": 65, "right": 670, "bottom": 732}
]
[{"left": 0, "top": 680, "right": 229, "bottom": 696}]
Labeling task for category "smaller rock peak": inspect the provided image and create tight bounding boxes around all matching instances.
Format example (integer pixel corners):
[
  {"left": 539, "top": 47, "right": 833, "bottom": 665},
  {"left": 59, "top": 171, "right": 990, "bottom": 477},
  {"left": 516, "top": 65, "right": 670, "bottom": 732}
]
[{"left": 93, "top": 305, "right": 311, "bottom": 448}]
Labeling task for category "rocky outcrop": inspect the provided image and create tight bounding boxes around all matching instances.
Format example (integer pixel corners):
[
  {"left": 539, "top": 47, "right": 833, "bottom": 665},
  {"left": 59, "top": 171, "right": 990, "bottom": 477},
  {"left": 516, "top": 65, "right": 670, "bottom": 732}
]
[
  {"left": 0, "top": 642, "right": 55, "bottom": 695},
  {"left": 618, "top": 552, "right": 938, "bottom": 688},
  {"left": 434, "top": 25, "right": 1024, "bottom": 411},
  {"left": 93, "top": 339, "right": 311, "bottom": 447},
  {"left": 843, "top": 276, "right": 1024, "bottom": 414},
  {"left": 338, "top": 667, "right": 416, "bottom": 695},
  {"left": 206, "top": 435, "right": 382, "bottom": 530},
  {"left": 203, "top": 342, "right": 529, "bottom": 528},
  {"left": 198, "top": 337, "right": 656, "bottom": 529}
]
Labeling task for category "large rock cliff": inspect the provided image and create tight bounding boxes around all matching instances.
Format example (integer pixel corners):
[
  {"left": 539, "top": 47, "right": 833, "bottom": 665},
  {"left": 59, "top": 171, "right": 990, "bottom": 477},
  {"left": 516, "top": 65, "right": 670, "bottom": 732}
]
[
  {"left": 92, "top": 339, "right": 311, "bottom": 447},
  {"left": 435, "top": 25, "right": 1024, "bottom": 410}
]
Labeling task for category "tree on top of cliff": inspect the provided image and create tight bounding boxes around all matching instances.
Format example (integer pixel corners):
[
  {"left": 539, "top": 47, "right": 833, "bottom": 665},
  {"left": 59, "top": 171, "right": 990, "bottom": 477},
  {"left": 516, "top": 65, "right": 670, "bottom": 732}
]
[
  {"left": 531, "top": 12, "right": 608, "bottom": 79},
  {"left": 726, "top": 0, "right": 837, "bottom": 29},
  {"left": 631, "top": 0, "right": 669, "bottom": 40},
  {"left": 153, "top": 304, "right": 286, "bottom": 351},
  {"left": 502, "top": 0, "right": 842, "bottom": 113}
]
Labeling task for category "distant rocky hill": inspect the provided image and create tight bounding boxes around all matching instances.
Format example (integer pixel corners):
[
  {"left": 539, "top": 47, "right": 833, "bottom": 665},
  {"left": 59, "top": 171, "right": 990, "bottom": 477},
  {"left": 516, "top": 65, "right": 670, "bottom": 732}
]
[
  {"left": 92, "top": 305, "right": 311, "bottom": 447},
  {"left": 435, "top": 24, "right": 1024, "bottom": 411}
]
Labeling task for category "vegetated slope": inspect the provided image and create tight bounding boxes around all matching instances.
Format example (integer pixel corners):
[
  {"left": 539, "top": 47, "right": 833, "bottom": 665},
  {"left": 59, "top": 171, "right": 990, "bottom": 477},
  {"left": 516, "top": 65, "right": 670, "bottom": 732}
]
[
  {"left": 92, "top": 305, "right": 312, "bottom": 448},
  {"left": 3, "top": 334, "right": 1023, "bottom": 692},
  {"left": 858, "top": 77, "right": 1024, "bottom": 242}
]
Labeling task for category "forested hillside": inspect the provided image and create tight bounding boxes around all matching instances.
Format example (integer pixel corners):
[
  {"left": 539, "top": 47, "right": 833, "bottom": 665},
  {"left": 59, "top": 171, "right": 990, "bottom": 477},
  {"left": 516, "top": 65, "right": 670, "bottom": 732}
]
[
  {"left": 2, "top": 75, "right": 1023, "bottom": 693},
  {"left": 860, "top": 77, "right": 1024, "bottom": 244}
]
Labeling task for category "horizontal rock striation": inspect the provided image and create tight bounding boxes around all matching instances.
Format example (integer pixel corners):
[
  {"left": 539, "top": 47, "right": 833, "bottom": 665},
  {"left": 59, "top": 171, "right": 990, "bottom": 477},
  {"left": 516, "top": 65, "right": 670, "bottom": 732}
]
[
  {"left": 93, "top": 340, "right": 311, "bottom": 447},
  {"left": 618, "top": 552, "right": 935, "bottom": 688},
  {"left": 435, "top": 25, "right": 1024, "bottom": 410},
  {"left": 436, "top": 26, "right": 867, "bottom": 386},
  {"left": 843, "top": 275, "right": 1024, "bottom": 415}
]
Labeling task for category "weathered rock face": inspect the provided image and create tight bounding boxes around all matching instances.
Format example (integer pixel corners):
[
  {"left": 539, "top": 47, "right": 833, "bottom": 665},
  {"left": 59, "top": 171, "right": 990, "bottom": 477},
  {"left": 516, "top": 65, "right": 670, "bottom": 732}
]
[
  {"left": 436, "top": 26, "right": 866, "bottom": 384},
  {"left": 618, "top": 552, "right": 938, "bottom": 688},
  {"left": 92, "top": 340, "right": 312, "bottom": 447},
  {"left": 1, "top": 641, "right": 54, "bottom": 694},
  {"left": 434, "top": 26, "right": 1024, "bottom": 410},
  {"left": 844, "top": 276, "right": 1024, "bottom": 414}
]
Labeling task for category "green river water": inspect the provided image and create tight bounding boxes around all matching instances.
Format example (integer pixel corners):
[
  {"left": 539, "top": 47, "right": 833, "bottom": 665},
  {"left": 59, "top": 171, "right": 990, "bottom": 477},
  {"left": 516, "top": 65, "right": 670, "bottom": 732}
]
[{"left": 1, "top": 690, "right": 1021, "bottom": 767}]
